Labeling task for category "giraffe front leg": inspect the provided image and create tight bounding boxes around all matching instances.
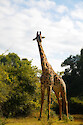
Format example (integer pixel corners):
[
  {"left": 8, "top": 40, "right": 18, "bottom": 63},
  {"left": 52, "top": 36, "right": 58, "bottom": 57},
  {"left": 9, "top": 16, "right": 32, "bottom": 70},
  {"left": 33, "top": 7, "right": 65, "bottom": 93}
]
[
  {"left": 38, "top": 84, "right": 45, "bottom": 120},
  {"left": 47, "top": 86, "right": 51, "bottom": 120}
]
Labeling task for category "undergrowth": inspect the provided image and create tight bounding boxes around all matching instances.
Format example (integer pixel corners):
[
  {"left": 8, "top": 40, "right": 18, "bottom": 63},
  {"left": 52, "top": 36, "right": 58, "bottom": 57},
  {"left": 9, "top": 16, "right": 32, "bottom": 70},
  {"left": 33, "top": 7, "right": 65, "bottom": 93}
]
[{"left": 0, "top": 117, "right": 6, "bottom": 125}]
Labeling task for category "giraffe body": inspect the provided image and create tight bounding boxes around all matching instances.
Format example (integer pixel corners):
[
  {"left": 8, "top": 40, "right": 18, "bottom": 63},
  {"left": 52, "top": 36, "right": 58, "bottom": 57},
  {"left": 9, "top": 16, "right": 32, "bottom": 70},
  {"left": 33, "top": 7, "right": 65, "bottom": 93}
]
[{"left": 33, "top": 31, "right": 68, "bottom": 120}]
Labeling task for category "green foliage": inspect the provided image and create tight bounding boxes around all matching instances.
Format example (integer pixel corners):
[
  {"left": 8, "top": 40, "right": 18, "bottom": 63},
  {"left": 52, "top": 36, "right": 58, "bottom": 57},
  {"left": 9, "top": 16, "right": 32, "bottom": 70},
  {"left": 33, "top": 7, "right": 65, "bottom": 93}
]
[
  {"left": 0, "top": 117, "right": 6, "bottom": 125},
  {"left": 0, "top": 67, "right": 10, "bottom": 104},
  {"left": 0, "top": 53, "right": 41, "bottom": 117},
  {"left": 61, "top": 49, "right": 83, "bottom": 114},
  {"left": 69, "top": 97, "right": 83, "bottom": 114},
  {"left": 61, "top": 49, "right": 83, "bottom": 97},
  {"left": 70, "top": 97, "right": 83, "bottom": 105}
]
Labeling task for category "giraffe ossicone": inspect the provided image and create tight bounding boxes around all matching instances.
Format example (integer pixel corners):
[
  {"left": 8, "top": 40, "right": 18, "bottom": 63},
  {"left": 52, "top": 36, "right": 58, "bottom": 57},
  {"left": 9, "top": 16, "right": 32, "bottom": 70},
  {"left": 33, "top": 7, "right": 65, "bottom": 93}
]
[
  {"left": 33, "top": 31, "right": 69, "bottom": 120},
  {"left": 33, "top": 31, "right": 45, "bottom": 42}
]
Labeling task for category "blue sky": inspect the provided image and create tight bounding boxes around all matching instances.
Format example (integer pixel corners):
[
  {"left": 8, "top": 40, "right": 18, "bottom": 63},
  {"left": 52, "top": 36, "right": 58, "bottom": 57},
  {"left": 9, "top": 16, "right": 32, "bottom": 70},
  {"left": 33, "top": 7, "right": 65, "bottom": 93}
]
[
  {"left": 54, "top": 0, "right": 82, "bottom": 7},
  {"left": 0, "top": 0, "right": 83, "bottom": 72}
]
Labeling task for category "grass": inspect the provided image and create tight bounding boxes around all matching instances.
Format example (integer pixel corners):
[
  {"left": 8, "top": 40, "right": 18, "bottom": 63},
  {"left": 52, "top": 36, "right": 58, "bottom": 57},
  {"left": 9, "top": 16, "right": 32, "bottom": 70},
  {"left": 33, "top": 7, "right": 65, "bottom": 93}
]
[{"left": 4, "top": 114, "right": 83, "bottom": 125}]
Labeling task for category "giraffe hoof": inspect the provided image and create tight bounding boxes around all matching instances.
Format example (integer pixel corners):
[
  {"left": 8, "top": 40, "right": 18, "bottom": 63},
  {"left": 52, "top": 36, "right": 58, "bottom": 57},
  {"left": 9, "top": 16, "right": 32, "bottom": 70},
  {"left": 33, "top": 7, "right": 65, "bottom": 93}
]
[
  {"left": 59, "top": 118, "right": 62, "bottom": 120},
  {"left": 38, "top": 117, "right": 41, "bottom": 121}
]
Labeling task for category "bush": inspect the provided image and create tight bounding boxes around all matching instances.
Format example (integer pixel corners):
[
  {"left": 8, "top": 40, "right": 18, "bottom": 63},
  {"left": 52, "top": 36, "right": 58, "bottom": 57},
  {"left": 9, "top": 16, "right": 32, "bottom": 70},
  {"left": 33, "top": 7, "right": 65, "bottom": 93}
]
[
  {"left": 0, "top": 117, "right": 6, "bottom": 125},
  {"left": 0, "top": 53, "right": 41, "bottom": 117},
  {"left": 69, "top": 97, "right": 83, "bottom": 114}
]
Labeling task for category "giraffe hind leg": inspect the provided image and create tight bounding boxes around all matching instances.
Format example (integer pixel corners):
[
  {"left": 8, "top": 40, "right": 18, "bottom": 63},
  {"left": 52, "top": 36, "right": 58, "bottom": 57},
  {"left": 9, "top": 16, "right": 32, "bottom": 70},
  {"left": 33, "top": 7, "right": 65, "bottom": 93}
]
[
  {"left": 59, "top": 92, "right": 62, "bottom": 120},
  {"left": 65, "top": 100, "right": 68, "bottom": 118},
  {"left": 52, "top": 87, "right": 62, "bottom": 120},
  {"left": 63, "top": 100, "right": 69, "bottom": 119},
  {"left": 62, "top": 91, "right": 68, "bottom": 118}
]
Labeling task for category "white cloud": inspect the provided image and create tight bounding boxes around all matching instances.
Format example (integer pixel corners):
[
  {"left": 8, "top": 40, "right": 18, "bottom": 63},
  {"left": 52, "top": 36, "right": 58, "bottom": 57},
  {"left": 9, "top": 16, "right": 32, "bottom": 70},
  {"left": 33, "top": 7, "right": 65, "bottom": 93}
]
[
  {"left": 27, "top": 0, "right": 56, "bottom": 10},
  {"left": 71, "top": 2, "right": 83, "bottom": 20},
  {"left": 0, "top": 0, "right": 83, "bottom": 72},
  {"left": 56, "top": 5, "right": 68, "bottom": 14}
]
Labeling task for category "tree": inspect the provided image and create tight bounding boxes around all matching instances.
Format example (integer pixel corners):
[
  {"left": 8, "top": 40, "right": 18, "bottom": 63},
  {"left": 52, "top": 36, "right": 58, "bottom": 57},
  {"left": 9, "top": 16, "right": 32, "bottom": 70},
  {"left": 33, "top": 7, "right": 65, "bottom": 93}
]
[
  {"left": 61, "top": 49, "right": 83, "bottom": 114},
  {"left": 0, "top": 53, "right": 41, "bottom": 117},
  {"left": 0, "top": 66, "right": 10, "bottom": 103},
  {"left": 61, "top": 49, "right": 83, "bottom": 97}
]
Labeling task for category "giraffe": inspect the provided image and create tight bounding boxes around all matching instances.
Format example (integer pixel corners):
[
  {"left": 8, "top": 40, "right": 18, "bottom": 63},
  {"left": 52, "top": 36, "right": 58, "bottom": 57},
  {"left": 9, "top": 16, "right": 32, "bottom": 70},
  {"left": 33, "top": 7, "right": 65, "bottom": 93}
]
[{"left": 33, "top": 31, "right": 68, "bottom": 120}]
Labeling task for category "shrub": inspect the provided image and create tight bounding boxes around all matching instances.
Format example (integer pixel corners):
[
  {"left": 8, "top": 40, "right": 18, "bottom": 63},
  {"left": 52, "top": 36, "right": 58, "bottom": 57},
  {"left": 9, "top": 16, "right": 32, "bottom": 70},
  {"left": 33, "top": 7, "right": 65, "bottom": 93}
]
[
  {"left": 69, "top": 97, "right": 83, "bottom": 114},
  {"left": 0, "top": 118, "right": 6, "bottom": 125}
]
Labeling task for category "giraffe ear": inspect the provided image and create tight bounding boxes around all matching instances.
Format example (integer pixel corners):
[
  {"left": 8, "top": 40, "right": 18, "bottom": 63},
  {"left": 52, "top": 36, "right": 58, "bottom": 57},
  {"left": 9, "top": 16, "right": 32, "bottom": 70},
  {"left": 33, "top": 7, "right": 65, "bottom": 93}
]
[
  {"left": 42, "top": 37, "right": 45, "bottom": 39},
  {"left": 33, "top": 37, "right": 37, "bottom": 41}
]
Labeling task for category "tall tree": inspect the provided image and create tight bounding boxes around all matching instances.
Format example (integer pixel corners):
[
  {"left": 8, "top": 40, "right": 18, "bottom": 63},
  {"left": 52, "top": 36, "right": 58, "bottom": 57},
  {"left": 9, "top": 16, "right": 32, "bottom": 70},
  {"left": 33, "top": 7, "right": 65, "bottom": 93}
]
[{"left": 61, "top": 49, "right": 83, "bottom": 97}]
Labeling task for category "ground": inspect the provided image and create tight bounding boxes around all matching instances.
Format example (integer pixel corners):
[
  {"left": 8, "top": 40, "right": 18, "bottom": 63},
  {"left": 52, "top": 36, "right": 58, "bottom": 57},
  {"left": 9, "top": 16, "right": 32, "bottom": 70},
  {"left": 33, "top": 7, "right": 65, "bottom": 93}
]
[{"left": 4, "top": 115, "right": 83, "bottom": 125}]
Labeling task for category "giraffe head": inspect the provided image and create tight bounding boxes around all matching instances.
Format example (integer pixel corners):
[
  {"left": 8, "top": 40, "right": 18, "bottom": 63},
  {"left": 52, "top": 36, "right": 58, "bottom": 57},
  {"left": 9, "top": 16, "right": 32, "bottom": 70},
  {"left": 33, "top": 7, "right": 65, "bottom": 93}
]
[{"left": 33, "top": 31, "right": 45, "bottom": 42}]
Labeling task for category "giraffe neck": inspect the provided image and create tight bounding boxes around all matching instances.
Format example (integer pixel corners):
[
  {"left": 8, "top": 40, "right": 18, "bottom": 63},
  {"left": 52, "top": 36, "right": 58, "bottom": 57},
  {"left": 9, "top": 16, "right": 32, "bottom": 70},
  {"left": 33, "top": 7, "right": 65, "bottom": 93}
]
[{"left": 38, "top": 42, "right": 48, "bottom": 71}]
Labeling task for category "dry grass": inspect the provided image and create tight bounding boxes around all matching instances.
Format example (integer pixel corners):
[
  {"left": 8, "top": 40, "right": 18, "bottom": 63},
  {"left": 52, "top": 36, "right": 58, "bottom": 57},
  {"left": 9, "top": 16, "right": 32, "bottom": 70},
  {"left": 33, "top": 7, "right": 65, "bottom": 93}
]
[
  {"left": 73, "top": 114, "right": 83, "bottom": 122},
  {"left": 5, "top": 115, "right": 83, "bottom": 125}
]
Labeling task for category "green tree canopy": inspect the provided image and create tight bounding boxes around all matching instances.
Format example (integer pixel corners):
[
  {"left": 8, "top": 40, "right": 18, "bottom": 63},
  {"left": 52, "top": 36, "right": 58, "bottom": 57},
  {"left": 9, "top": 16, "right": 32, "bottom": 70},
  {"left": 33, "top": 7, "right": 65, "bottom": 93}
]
[
  {"left": 0, "top": 53, "right": 41, "bottom": 117},
  {"left": 61, "top": 49, "right": 83, "bottom": 97}
]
